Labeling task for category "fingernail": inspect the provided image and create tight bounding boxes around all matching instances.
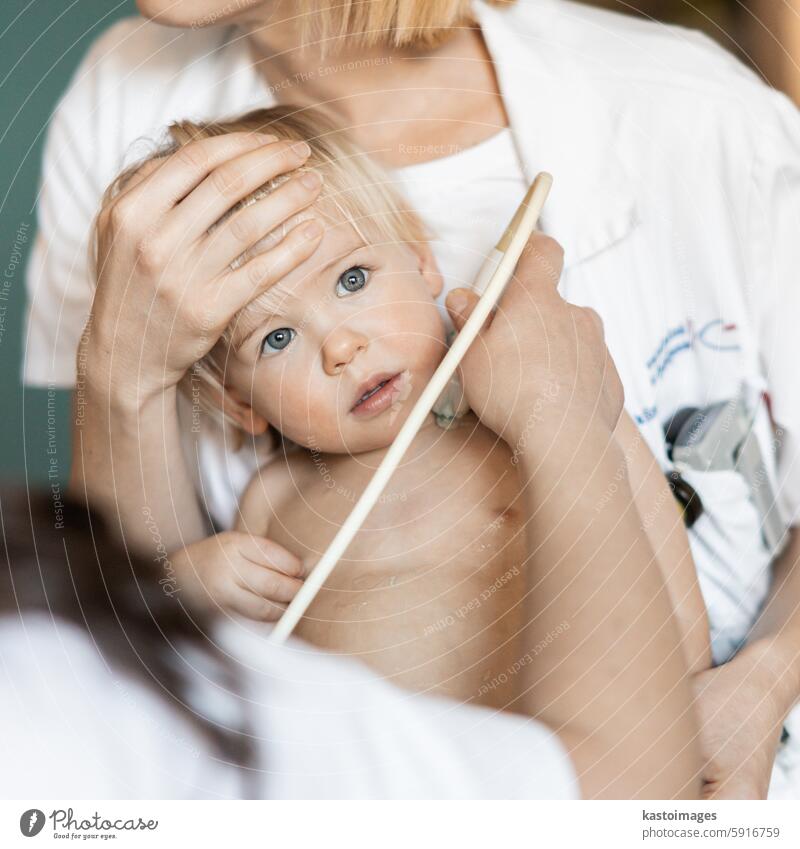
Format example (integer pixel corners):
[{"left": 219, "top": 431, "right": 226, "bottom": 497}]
[
  {"left": 300, "top": 170, "right": 321, "bottom": 190},
  {"left": 448, "top": 291, "right": 467, "bottom": 313},
  {"left": 257, "top": 133, "right": 278, "bottom": 144},
  {"left": 302, "top": 220, "right": 323, "bottom": 240},
  {"left": 292, "top": 140, "right": 311, "bottom": 158}
]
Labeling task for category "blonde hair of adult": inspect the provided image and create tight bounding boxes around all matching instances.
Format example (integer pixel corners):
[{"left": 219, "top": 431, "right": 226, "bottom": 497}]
[
  {"left": 291, "top": 0, "right": 516, "bottom": 52},
  {"left": 136, "top": 0, "right": 517, "bottom": 50}
]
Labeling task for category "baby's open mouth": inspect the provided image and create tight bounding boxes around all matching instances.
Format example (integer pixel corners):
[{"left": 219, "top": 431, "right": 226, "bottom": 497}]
[
  {"left": 358, "top": 380, "right": 389, "bottom": 404},
  {"left": 350, "top": 372, "right": 405, "bottom": 418}
]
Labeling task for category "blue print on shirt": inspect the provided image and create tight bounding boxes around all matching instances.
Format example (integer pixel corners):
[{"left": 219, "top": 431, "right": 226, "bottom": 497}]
[
  {"left": 647, "top": 319, "right": 740, "bottom": 386},
  {"left": 634, "top": 405, "right": 659, "bottom": 426}
]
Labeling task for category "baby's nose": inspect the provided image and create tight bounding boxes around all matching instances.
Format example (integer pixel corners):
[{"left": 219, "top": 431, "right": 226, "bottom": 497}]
[{"left": 322, "top": 327, "right": 369, "bottom": 375}]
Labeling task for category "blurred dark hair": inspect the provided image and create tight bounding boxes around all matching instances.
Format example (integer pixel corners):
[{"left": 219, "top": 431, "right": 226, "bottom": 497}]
[{"left": 0, "top": 487, "right": 251, "bottom": 770}]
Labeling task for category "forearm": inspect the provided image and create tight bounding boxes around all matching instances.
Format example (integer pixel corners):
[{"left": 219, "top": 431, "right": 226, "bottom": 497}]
[
  {"left": 614, "top": 411, "right": 712, "bottom": 675},
  {"left": 70, "top": 378, "right": 207, "bottom": 555},
  {"left": 744, "top": 526, "right": 800, "bottom": 715},
  {"left": 516, "top": 424, "right": 701, "bottom": 799}
]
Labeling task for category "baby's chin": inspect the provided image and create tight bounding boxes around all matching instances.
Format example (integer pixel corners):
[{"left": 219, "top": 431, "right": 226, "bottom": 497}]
[
  {"left": 282, "top": 405, "right": 412, "bottom": 456},
  {"left": 294, "top": 422, "right": 404, "bottom": 456},
  {"left": 283, "top": 367, "right": 428, "bottom": 454}
]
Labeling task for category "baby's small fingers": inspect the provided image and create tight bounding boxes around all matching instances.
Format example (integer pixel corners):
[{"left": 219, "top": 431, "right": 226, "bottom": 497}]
[
  {"left": 229, "top": 590, "right": 288, "bottom": 623},
  {"left": 236, "top": 535, "right": 305, "bottom": 578},
  {"left": 236, "top": 562, "right": 303, "bottom": 604}
]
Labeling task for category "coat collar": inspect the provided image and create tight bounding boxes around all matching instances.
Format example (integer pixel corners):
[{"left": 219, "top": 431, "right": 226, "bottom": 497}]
[{"left": 473, "top": 0, "right": 640, "bottom": 268}]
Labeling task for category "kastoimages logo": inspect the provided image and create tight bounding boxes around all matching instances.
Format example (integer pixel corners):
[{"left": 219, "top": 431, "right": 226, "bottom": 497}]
[{"left": 19, "top": 809, "right": 45, "bottom": 837}]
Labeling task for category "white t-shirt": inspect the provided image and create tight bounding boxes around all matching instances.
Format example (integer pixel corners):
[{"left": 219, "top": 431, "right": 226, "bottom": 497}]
[{"left": 0, "top": 614, "right": 576, "bottom": 799}]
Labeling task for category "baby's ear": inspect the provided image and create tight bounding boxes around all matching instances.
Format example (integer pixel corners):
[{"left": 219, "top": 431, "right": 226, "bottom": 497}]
[
  {"left": 414, "top": 243, "right": 444, "bottom": 298},
  {"left": 219, "top": 385, "right": 269, "bottom": 436}
]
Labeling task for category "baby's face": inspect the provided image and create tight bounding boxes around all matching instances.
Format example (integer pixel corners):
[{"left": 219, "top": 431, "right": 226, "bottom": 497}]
[{"left": 222, "top": 218, "right": 447, "bottom": 454}]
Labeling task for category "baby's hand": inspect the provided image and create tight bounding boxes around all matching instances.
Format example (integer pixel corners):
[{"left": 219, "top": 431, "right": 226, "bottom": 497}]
[{"left": 172, "top": 532, "right": 305, "bottom": 621}]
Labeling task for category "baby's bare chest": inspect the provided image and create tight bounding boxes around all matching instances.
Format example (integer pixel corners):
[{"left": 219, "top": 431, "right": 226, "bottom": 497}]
[
  {"left": 268, "top": 428, "right": 528, "bottom": 706},
  {"left": 269, "top": 434, "right": 525, "bottom": 707},
  {"left": 272, "top": 429, "right": 524, "bottom": 577}
]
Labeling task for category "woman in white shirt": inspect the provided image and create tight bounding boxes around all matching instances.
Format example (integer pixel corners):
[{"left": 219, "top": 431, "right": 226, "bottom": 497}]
[{"left": 25, "top": 0, "right": 800, "bottom": 796}]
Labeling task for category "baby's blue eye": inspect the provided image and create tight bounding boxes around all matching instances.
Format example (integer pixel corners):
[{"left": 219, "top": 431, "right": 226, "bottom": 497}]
[
  {"left": 260, "top": 327, "right": 295, "bottom": 356},
  {"left": 336, "top": 266, "right": 369, "bottom": 297}
]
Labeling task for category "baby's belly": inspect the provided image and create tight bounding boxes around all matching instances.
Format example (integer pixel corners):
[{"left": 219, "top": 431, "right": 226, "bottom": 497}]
[
  {"left": 294, "top": 533, "right": 526, "bottom": 709},
  {"left": 275, "top": 422, "right": 527, "bottom": 708}
]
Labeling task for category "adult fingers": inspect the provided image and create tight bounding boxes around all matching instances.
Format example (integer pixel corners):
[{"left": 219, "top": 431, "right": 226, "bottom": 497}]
[
  {"left": 581, "top": 306, "right": 605, "bottom": 340},
  {"left": 447, "top": 234, "right": 564, "bottom": 336},
  {"left": 218, "top": 218, "right": 324, "bottom": 313},
  {"left": 201, "top": 171, "right": 322, "bottom": 272},
  {"left": 445, "top": 288, "right": 498, "bottom": 335},
  {"left": 489, "top": 234, "right": 565, "bottom": 333},
  {"left": 499, "top": 233, "right": 565, "bottom": 313},
  {"left": 445, "top": 288, "right": 479, "bottom": 332},
  {"left": 120, "top": 132, "right": 277, "bottom": 222},
  {"left": 108, "top": 157, "right": 164, "bottom": 202},
  {"left": 173, "top": 139, "right": 314, "bottom": 243},
  {"left": 444, "top": 287, "right": 496, "bottom": 404},
  {"left": 515, "top": 233, "right": 565, "bottom": 290}
]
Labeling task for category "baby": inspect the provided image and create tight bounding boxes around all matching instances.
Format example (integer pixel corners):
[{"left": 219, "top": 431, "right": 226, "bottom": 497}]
[{"left": 99, "top": 106, "right": 710, "bottom": 709}]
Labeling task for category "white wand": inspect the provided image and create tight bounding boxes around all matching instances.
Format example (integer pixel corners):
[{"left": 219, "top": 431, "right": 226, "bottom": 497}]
[{"left": 269, "top": 172, "right": 553, "bottom": 644}]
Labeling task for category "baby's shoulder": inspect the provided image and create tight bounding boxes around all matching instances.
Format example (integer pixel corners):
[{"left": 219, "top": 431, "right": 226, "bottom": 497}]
[{"left": 237, "top": 448, "right": 317, "bottom": 532}]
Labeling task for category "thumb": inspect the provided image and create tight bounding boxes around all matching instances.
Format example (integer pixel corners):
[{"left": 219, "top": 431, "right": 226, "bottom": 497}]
[{"left": 445, "top": 288, "right": 480, "bottom": 331}]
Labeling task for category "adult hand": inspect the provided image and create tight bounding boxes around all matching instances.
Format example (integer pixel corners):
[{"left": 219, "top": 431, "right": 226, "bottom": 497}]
[
  {"left": 693, "top": 645, "right": 785, "bottom": 799},
  {"left": 87, "top": 133, "right": 324, "bottom": 406},
  {"left": 446, "top": 234, "right": 702, "bottom": 799},
  {"left": 445, "top": 233, "right": 623, "bottom": 450}
]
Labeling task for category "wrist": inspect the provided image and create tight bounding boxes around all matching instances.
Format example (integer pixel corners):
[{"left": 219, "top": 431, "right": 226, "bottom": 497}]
[
  {"left": 80, "top": 341, "right": 178, "bottom": 418},
  {"left": 80, "top": 368, "right": 179, "bottom": 431},
  {"left": 735, "top": 638, "right": 800, "bottom": 720},
  {"left": 510, "top": 413, "right": 620, "bottom": 475}
]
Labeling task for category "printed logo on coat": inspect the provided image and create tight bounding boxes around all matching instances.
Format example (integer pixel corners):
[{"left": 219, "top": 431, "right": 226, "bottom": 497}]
[{"left": 647, "top": 318, "right": 740, "bottom": 386}]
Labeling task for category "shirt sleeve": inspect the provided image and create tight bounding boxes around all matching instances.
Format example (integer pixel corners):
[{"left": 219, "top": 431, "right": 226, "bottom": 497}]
[
  {"left": 745, "top": 87, "right": 800, "bottom": 525},
  {"left": 0, "top": 616, "right": 578, "bottom": 800},
  {"left": 0, "top": 616, "right": 236, "bottom": 799},
  {"left": 225, "top": 623, "right": 579, "bottom": 800}
]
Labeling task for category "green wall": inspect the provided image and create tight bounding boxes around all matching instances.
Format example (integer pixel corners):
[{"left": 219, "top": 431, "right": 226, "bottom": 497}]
[{"left": 0, "top": 1, "right": 136, "bottom": 484}]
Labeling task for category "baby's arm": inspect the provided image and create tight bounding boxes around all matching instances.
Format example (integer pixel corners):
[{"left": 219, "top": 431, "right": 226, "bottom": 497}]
[
  {"left": 170, "top": 461, "right": 305, "bottom": 622},
  {"left": 615, "top": 411, "right": 712, "bottom": 675}
]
